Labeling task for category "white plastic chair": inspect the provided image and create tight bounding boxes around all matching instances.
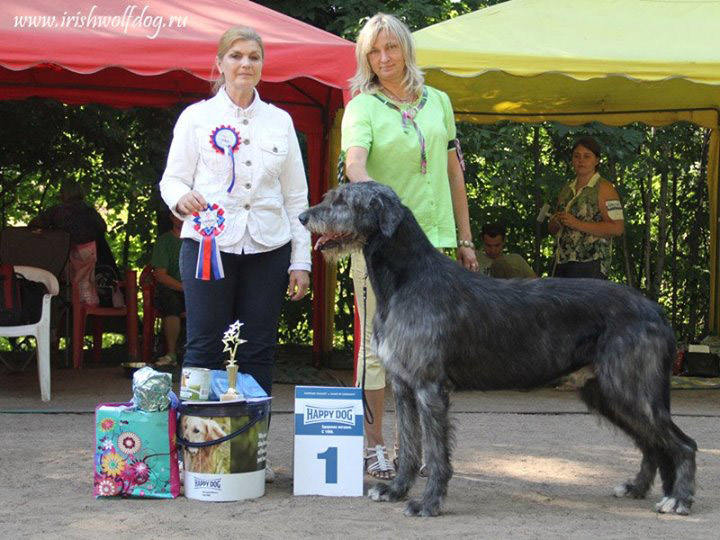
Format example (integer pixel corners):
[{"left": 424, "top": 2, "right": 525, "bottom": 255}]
[{"left": 0, "top": 266, "right": 59, "bottom": 401}]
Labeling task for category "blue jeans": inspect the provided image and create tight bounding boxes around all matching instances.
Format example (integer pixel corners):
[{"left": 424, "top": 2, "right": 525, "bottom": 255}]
[{"left": 179, "top": 239, "right": 291, "bottom": 396}]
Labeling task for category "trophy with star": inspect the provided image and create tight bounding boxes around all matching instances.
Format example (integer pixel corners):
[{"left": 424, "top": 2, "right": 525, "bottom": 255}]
[{"left": 220, "top": 320, "right": 246, "bottom": 401}]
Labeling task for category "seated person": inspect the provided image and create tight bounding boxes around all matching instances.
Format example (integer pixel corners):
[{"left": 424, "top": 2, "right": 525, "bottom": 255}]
[
  {"left": 476, "top": 223, "right": 536, "bottom": 279},
  {"left": 30, "top": 181, "right": 107, "bottom": 247},
  {"left": 151, "top": 214, "right": 184, "bottom": 367},
  {"left": 30, "top": 181, "right": 118, "bottom": 306}
]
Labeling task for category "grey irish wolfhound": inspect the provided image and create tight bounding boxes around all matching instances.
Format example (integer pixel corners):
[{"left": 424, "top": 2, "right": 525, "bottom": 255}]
[{"left": 298, "top": 181, "right": 697, "bottom": 517}]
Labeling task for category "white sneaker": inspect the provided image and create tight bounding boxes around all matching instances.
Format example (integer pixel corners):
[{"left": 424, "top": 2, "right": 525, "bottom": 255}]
[{"left": 265, "top": 461, "right": 275, "bottom": 483}]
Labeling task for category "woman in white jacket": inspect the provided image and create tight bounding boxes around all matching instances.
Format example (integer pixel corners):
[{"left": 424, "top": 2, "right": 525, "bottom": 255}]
[{"left": 160, "top": 26, "right": 311, "bottom": 403}]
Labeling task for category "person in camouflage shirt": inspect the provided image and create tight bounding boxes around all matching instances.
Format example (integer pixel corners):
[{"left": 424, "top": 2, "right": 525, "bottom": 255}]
[{"left": 548, "top": 136, "right": 624, "bottom": 279}]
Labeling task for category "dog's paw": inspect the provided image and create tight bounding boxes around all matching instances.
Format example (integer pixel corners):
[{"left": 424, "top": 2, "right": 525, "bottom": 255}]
[
  {"left": 403, "top": 498, "right": 441, "bottom": 517},
  {"left": 368, "top": 483, "right": 392, "bottom": 502},
  {"left": 614, "top": 481, "right": 647, "bottom": 499},
  {"left": 613, "top": 483, "right": 630, "bottom": 498},
  {"left": 655, "top": 496, "right": 692, "bottom": 515}
]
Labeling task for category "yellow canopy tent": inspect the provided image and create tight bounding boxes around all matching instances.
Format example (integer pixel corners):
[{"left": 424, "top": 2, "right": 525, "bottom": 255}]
[{"left": 414, "top": 0, "right": 720, "bottom": 330}]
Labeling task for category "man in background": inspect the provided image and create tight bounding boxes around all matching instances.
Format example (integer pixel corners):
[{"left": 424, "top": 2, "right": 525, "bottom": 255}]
[{"left": 476, "top": 222, "right": 536, "bottom": 279}]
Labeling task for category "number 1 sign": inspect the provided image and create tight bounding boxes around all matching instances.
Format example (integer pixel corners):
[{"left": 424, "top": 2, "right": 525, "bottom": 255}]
[{"left": 293, "top": 386, "right": 364, "bottom": 496}]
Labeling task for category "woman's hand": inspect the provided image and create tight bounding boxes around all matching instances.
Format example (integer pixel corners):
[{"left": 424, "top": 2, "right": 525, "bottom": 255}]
[
  {"left": 288, "top": 270, "right": 310, "bottom": 301},
  {"left": 176, "top": 190, "right": 207, "bottom": 215},
  {"left": 457, "top": 246, "right": 479, "bottom": 272},
  {"left": 554, "top": 212, "right": 579, "bottom": 230}
]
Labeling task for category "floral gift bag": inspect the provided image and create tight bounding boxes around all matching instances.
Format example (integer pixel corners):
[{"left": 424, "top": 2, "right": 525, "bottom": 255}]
[{"left": 94, "top": 400, "right": 180, "bottom": 499}]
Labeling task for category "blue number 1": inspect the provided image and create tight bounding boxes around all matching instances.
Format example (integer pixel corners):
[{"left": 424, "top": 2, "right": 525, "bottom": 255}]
[{"left": 317, "top": 447, "right": 338, "bottom": 484}]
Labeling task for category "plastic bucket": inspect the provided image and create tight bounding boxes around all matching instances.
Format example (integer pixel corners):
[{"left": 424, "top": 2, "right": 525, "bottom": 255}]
[{"left": 177, "top": 398, "right": 270, "bottom": 501}]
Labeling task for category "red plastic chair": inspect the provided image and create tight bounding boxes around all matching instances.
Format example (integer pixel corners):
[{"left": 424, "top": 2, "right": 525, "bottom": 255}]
[
  {"left": 72, "top": 269, "right": 139, "bottom": 369},
  {"left": 140, "top": 265, "right": 159, "bottom": 364},
  {"left": 139, "top": 264, "right": 185, "bottom": 363}
]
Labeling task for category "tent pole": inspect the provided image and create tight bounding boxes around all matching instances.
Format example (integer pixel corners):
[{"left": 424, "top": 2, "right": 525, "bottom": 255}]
[{"left": 708, "top": 127, "right": 720, "bottom": 334}]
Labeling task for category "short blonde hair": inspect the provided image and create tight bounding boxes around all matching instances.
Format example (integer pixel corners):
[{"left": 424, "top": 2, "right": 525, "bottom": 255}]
[
  {"left": 212, "top": 26, "right": 264, "bottom": 94},
  {"left": 349, "top": 13, "right": 424, "bottom": 97}
]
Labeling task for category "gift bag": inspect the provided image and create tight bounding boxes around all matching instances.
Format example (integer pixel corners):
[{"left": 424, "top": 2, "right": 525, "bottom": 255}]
[{"left": 94, "top": 397, "right": 180, "bottom": 499}]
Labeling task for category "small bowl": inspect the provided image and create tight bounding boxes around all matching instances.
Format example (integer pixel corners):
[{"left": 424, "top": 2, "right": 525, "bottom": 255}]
[{"left": 121, "top": 362, "right": 148, "bottom": 379}]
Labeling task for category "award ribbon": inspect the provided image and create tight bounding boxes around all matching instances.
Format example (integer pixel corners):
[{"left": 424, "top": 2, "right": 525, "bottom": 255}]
[
  {"left": 192, "top": 203, "right": 226, "bottom": 281},
  {"left": 209, "top": 125, "right": 241, "bottom": 192}
]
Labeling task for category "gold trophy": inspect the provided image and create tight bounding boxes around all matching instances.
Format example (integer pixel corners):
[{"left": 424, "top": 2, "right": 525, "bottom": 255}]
[{"left": 220, "top": 320, "right": 246, "bottom": 401}]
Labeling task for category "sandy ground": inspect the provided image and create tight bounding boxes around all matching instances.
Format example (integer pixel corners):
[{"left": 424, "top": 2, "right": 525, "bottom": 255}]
[{"left": 1, "top": 365, "right": 719, "bottom": 539}]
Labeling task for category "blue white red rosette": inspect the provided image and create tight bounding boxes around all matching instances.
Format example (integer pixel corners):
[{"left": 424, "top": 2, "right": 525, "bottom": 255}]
[
  {"left": 209, "top": 125, "right": 240, "bottom": 192},
  {"left": 192, "top": 203, "right": 226, "bottom": 280}
]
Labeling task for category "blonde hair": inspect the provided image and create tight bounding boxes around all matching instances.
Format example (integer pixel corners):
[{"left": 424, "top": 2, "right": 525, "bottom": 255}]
[
  {"left": 212, "top": 26, "right": 264, "bottom": 94},
  {"left": 349, "top": 13, "right": 424, "bottom": 97}
]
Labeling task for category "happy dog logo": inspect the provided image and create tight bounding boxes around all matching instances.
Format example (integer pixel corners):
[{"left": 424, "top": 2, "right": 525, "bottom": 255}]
[
  {"left": 194, "top": 477, "right": 222, "bottom": 492},
  {"left": 304, "top": 405, "right": 355, "bottom": 425}
]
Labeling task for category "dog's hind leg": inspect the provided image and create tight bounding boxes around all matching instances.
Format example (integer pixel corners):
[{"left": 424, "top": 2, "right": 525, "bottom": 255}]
[
  {"left": 613, "top": 447, "right": 659, "bottom": 501},
  {"left": 653, "top": 420, "right": 696, "bottom": 515},
  {"left": 579, "top": 379, "right": 658, "bottom": 499},
  {"left": 656, "top": 448, "right": 676, "bottom": 498},
  {"left": 580, "top": 376, "right": 697, "bottom": 514},
  {"left": 403, "top": 381, "right": 453, "bottom": 517},
  {"left": 368, "top": 376, "right": 422, "bottom": 503}
]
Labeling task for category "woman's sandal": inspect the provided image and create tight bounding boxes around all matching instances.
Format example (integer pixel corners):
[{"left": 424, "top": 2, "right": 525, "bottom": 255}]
[
  {"left": 365, "top": 445, "right": 395, "bottom": 480},
  {"left": 393, "top": 445, "right": 428, "bottom": 477}
]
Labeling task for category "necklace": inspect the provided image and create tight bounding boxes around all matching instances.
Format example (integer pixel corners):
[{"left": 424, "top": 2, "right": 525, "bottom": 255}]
[
  {"left": 380, "top": 86, "right": 415, "bottom": 104},
  {"left": 373, "top": 87, "right": 429, "bottom": 174}
]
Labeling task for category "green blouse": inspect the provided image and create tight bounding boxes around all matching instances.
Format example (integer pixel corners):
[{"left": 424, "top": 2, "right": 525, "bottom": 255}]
[{"left": 341, "top": 86, "right": 458, "bottom": 248}]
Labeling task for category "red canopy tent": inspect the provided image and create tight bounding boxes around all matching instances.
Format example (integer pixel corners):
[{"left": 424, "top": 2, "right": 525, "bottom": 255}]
[{"left": 0, "top": 0, "right": 355, "bottom": 363}]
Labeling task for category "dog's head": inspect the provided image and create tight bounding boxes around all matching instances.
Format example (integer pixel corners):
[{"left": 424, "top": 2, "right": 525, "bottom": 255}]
[
  {"left": 299, "top": 181, "right": 404, "bottom": 260},
  {"left": 181, "top": 416, "right": 227, "bottom": 455}
]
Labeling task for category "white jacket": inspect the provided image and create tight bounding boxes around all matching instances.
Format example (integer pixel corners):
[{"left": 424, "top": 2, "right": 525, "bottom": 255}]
[{"left": 160, "top": 88, "right": 311, "bottom": 270}]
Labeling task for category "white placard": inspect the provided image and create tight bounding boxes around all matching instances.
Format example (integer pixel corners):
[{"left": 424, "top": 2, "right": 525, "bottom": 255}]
[
  {"left": 293, "top": 386, "right": 364, "bottom": 496},
  {"left": 536, "top": 203, "right": 550, "bottom": 222}
]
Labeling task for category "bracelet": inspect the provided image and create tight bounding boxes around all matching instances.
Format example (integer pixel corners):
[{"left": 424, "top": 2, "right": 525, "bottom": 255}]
[{"left": 457, "top": 239, "right": 475, "bottom": 249}]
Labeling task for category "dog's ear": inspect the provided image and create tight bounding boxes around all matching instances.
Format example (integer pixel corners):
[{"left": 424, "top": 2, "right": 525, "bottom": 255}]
[
  {"left": 206, "top": 420, "right": 227, "bottom": 441},
  {"left": 376, "top": 197, "right": 403, "bottom": 238}
]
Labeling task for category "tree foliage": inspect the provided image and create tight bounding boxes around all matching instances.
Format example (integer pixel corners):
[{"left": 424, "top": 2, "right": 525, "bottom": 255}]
[
  {"left": 0, "top": 0, "right": 713, "bottom": 352},
  {"left": 0, "top": 99, "right": 180, "bottom": 268},
  {"left": 457, "top": 121, "right": 710, "bottom": 342},
  {"left": 256, "top": 0, "right": 490, "bottom": 37}
]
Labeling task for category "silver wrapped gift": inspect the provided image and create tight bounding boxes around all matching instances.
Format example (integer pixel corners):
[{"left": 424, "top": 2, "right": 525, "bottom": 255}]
[{"left": 132, "top": 366, "right": 172, "bottom": 411}]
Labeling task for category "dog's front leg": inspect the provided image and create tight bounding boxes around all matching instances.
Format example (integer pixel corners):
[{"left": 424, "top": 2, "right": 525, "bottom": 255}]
[
  {"left": 404, "top": 382, "right": 453, "bottom": 517},
  {"left": 368, "top": 376, "right": 420, "bottom": 503}
]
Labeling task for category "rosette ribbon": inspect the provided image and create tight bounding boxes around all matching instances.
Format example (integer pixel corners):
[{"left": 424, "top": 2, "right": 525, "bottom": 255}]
[
  {"left": 209, "top": 125, "right": 240, "bottom": 192},
  {"left": 192, "top": 203, "right": 226, "bottom": 281}
]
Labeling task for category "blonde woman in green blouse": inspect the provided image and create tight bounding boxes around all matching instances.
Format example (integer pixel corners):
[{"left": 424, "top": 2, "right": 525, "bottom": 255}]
[{"left": 342, "top": 13, "right": 477, "bottom": 480}]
